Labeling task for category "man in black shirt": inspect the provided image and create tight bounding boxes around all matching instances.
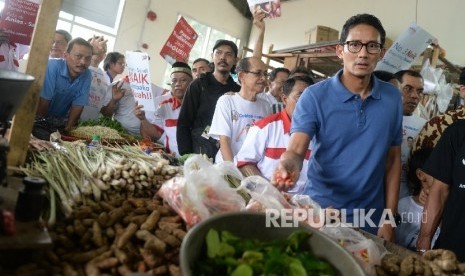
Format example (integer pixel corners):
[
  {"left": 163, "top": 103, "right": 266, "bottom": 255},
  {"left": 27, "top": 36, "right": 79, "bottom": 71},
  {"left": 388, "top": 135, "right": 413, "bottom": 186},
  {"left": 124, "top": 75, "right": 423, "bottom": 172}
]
[
  {"left": 177, "top": 40, "right": 240, "bottom": 158},
  {"left": 417, "top": 119, "right": 465, "bottom": 261}
]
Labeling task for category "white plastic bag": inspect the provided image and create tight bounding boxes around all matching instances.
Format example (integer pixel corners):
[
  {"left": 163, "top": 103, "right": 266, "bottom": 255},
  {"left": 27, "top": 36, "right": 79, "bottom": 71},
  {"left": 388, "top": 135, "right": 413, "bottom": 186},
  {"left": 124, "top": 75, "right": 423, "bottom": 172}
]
[
  {"left": 239, "top": 175, "right": 292, "bottom": 211},
  {"left": 320, "top": 226, "right": 387, "bottom": 275},
  {"left": 158, "top": 155, "right": 246, "bottom": 227}
]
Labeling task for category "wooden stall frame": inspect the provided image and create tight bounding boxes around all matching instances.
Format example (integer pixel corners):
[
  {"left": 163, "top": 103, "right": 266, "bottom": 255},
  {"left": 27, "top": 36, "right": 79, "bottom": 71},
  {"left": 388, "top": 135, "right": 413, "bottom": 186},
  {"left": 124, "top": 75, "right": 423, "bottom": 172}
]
[{"left": 7, "top": 0, "right": 63, "bottom": 168}]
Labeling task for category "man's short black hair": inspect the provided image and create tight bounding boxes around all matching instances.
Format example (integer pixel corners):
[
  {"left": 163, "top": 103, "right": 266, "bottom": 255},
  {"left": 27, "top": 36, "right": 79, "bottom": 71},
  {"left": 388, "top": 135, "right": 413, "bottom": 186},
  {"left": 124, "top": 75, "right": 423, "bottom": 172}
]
[
  {"left": 340, "top": 14, "right": 386, "bottom": 46},
  {"left": 408, "top": 148, "right": 432, "bottom": 196},
  {"left": 103, "top": 52, "right": 125, "bottom": 71},
  {"left": 212, "top": 39, "right": 238, "bottom": 57},
  {"left": 269, "top": 67, "right": 290, "bottom": 81},
  {"left": 282, "top": 75, "right": 314, "bottom": 96},
  {"left": 193, "top": 58, "right": 210, "bottom": 65},
  {"left": 394, "top": 69, "right": 423, "bottom": 83},
  {"left": 289, "top": 66, "right": 311, "bottom": 78},
  {"left": 56, "top": 29, "right": 72, "bottom": 43},
  {"left": 66, "top": 37, "right": 92, "bottom": 54},
  {"left": 374, "top": 70, "right": 396, "bottom": 83}
]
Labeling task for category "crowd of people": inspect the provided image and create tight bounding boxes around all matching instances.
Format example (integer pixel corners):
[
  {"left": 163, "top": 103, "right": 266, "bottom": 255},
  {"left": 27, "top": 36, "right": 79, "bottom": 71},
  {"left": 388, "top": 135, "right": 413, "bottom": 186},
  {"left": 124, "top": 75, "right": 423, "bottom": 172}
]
[{"left": 2, "top": 9, "right": 465, "bottom": 262}]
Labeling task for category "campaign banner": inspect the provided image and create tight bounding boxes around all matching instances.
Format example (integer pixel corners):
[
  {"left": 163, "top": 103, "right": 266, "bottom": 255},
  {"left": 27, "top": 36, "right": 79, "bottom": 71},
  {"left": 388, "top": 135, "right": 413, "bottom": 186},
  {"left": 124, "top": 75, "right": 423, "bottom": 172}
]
[
  {"left": 0, "top": 0, "right": 40, "bottom": 45},
  {"left": 247, "top": 0, "right": 281, "bottom": 18},
  {"left": 126, "top": 51, "right": 156, "bottom": 112},
  {"left": 376, "top": 23, "right": 436, "bottom": 73},
  {"left": 159, "top": 16, "right": 198, "bottom": 64}
]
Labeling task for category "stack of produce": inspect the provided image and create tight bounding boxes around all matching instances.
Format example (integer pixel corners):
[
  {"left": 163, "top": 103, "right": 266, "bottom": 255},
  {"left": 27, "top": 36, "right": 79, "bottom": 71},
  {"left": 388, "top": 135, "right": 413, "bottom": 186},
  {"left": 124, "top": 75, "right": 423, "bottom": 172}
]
[
  {"left": 14, "top": 142, "right": 186, "bottom": 275},
  {"left": 22, "top": 142, "right": 181, "bottom": 226},
  {"left": 376, "top": 249, "right": 465, "bottom": 275},
  {"left": 14, "top": 195, "right": 186, "bottom": 275},
  {"left": 68, "top": 126, "right": 125, "bottom": 141}
]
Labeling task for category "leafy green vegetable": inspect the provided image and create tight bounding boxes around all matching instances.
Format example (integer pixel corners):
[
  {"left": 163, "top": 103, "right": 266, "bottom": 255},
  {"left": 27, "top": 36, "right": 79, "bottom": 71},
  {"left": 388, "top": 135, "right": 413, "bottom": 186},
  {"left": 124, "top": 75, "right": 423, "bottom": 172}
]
[
  {"left": 231, "top": 264, "right": 253, "bottom": 276},
  {"left": 194, "top": 229, "right": 337, "bottom": 276},
  {"left": 79, "top": 116, "right": 129, "bottom": 135},
  {"left": 206, "top": 228, "right": 221, "bottom": 258}
]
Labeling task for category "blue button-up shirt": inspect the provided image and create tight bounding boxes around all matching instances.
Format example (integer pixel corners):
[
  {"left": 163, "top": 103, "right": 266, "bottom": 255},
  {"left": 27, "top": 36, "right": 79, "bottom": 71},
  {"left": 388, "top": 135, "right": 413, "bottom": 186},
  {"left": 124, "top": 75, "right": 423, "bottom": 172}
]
[{"left": 40, "top": 58, "right": 91, "bottom": 118}]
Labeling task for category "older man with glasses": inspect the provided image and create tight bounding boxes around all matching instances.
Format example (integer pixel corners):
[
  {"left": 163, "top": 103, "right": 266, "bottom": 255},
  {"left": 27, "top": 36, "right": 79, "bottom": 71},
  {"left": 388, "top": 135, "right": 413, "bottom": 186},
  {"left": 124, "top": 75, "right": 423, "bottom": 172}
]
[
  {"left": 273, "top": 13, "right": 403, "bottom": 240},
  {"left": 208, "top": 56, "right": 272, "bottom": 163}
]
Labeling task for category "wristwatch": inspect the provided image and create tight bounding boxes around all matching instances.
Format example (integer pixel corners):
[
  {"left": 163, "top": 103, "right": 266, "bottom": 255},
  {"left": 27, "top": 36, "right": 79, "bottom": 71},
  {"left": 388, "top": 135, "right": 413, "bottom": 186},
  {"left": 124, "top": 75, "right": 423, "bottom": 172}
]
[{"left": 394, "top": 213, "right": 401, "bottom": 226}]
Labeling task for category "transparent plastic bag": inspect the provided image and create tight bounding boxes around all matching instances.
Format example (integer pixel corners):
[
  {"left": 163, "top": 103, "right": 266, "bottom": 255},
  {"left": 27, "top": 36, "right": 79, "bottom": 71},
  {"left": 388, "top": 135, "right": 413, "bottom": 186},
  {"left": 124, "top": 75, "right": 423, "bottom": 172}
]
[
  {"left": 158, "top": 176, "right": 202, "bottom": 226},
  {"left": 158, "top": 155, "right": 246, "bottom": 227},
  {"left": 320, "top": 226, "right": 387, "bottom": 275},
  {"left": 289, "top": 194, "right": 325, "bottom": 228},
  {"left": 239, "top": 175, "right": 292, "bottom": 211}
]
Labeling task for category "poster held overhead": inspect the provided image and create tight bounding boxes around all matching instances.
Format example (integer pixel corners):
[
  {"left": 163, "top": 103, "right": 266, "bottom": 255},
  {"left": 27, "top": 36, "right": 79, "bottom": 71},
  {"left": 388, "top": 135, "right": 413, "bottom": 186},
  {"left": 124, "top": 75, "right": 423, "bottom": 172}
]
[
  {"left": 159, "top": 16, "right": 198, "bottom": 64},
  {"left": 375, "top": 23, "right": 436, "bottom": 73},
  {"left": 247, "top": 0, "right": 281, "bottom": 18}
]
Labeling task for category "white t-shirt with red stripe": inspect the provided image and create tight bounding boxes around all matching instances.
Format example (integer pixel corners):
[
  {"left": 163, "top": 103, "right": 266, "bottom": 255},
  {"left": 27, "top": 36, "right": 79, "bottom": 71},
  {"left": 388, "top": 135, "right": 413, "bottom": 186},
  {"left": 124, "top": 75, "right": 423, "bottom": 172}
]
[
  {"left": 209, "top": 93, "right": 272, "bottom": 163},
  {"left": 236, "top": 110, "right": 311, "bottom": 193},
  {"left": 146, "top": 93, "right": 182, "bottom": 157}
]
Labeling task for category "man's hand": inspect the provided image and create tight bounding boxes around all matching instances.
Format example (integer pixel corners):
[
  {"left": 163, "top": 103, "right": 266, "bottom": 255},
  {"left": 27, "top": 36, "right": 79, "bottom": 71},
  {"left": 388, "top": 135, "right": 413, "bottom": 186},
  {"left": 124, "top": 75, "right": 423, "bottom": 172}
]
[
  {"left": 377, "top": 223, "right": 395, "bottom": 242},
  {"left": 253, "top": 10, "right": 266, "bottom": 31},
  {"left": 133, "top": 101, "right": 146, "bottom": 121},
  {"left": 112, "top": 81, "right": 126, "bottom": 101},
  {"left": 271, "top": 153, "right": 300, "bottom": 191},
  {"left": 90, "top": 35, "right": 107, "bottom": 55}
]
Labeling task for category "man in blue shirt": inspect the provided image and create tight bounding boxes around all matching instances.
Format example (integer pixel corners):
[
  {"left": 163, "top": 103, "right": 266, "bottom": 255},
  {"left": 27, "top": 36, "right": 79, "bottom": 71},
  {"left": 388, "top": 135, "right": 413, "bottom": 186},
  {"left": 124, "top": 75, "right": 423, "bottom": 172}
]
[
  {"left": 36, "top": 37, "right": 93, "bottom": 130},
  {"left": 274, "top": 14, "right": 402, "bottom": 240}
]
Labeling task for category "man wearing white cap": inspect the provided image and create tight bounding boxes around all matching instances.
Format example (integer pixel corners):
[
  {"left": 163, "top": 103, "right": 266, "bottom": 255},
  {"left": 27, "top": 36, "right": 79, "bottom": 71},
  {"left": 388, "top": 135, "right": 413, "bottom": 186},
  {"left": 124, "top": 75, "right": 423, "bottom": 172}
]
[{"left": 134, "top": 62, "right": 193, "bottom": 157}]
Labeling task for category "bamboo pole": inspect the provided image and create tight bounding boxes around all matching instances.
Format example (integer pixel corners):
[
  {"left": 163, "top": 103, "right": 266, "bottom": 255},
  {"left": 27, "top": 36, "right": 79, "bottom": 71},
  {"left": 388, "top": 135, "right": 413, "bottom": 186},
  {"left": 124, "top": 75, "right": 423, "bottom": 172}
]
[{"left": 7, "top": 0, "right": 63, "bottom": 167}]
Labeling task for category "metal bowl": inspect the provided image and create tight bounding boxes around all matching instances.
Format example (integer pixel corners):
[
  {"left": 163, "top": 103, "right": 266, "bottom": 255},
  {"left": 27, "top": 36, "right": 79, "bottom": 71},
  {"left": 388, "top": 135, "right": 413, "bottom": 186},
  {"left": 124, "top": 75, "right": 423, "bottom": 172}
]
[
  {"left": 180, "top": 212, "right": 366, "bottom": 276},
  {"left": 0, "top": 69, "right": 35, "bottom": 122}
]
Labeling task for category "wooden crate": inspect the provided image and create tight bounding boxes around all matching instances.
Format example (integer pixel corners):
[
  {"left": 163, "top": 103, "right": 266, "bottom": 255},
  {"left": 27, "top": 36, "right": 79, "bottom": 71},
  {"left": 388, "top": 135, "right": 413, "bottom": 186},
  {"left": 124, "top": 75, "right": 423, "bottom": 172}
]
[{"left": 306, "top": 25, "right": 339, "bottom": 44}]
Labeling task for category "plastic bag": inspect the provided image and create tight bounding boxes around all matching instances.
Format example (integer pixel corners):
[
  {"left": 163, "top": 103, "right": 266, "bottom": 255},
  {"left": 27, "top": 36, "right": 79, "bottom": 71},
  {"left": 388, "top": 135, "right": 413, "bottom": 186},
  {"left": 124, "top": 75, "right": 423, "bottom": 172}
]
[
  {"left": 289, "top": 194, "right": 325, "bottom": 228},
  {"left": 158, "top": 176, "right": 202, "bottom": 226},
  {"left": 239, "top": 175, "right": 292, "bottom": 211},
  {"left": 320, "top": 226, "right": 387, "bottom": 275},
  {"left": 158, "top": 155, "right": 246, "bottom": 227},
  {"left": 419, "top": 59, "right": 453, "bottom": 114}
]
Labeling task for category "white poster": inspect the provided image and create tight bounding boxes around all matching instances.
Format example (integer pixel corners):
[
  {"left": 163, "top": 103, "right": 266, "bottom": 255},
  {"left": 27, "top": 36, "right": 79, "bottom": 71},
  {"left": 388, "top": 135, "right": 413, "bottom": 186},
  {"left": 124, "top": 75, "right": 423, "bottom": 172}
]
[
  {"left": 376, "top": 23, "right": 436, "bottom": 73},
  {"left": 125, "top": 51, "right": 156, "bottom": 112}
]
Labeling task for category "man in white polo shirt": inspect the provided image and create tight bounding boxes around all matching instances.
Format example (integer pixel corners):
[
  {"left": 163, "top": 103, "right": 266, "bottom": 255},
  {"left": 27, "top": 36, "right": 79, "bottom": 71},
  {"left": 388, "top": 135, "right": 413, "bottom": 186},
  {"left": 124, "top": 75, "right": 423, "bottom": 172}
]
[{"left": 236, "top": 75, "right": 314, "bottom": 193}]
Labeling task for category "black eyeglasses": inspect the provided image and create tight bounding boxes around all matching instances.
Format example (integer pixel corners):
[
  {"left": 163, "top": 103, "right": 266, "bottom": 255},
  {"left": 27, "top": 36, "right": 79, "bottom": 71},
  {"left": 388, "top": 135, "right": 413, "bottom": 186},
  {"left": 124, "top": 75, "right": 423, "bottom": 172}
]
[
  {"left": 243, "top": 70, "right": 269, "bottom": 78},
  {"left": 342, "top": 41, "right": 383, "bottom": 54}
]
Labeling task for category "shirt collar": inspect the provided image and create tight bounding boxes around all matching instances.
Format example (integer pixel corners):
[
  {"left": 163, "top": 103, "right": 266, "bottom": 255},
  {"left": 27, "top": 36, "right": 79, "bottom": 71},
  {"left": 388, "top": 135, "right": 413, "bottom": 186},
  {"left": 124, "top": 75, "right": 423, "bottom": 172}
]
[
  {"left": 333, "top": 70, "right": 381, "bottom": 102},
  {"left": 281, "top": 109, "right": 292, "bottom": 134},
  {"left": 160, "top": 96, "right": 181, "bottom": 110}
]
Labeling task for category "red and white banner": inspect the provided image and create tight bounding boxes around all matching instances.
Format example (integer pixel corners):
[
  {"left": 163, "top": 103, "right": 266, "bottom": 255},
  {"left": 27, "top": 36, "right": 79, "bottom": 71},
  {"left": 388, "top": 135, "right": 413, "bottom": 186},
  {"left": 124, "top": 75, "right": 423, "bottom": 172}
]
[
  {"left": 0, "top": 0, "right": 39, "bottom": 45},
  {"left": 159, "top": 16, "right": 198, "bottom": 64}
]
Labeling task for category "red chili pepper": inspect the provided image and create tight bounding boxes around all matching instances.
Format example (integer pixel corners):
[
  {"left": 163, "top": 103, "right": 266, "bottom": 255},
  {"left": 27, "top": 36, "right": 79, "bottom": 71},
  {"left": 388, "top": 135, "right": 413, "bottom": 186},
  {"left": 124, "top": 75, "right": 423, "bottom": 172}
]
[{"left": 0, "top": 209, "right": 16, "bottom": 236}]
